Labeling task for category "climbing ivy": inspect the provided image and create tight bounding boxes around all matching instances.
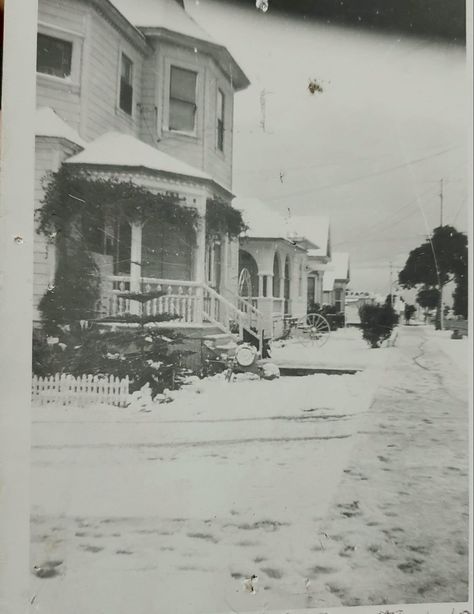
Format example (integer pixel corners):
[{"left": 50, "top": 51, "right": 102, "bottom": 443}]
[{"left": 206, "top": 197, "right": 247, "bottom": 241}]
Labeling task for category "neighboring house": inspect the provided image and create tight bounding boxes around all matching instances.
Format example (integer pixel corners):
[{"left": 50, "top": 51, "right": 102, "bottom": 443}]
[
  {"left": 34, "top": 0, "right": 256, "bottom": 340},
  {"left": 234, "top": 198, "right": 315, "bottom": 338},
  {"left": 286, "top": 215, "right": 331, "bottom": 310},
  {"left": 344, "top": 290, "right": 374, "bottom": 326},
  {"left": 322, "top": 252, "right": 350, "bottom": 312}
]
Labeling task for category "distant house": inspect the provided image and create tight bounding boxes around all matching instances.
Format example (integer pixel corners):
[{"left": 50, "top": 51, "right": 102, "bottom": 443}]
[
  {"left": 344, "top": 290, "right": 374, "bottom": 326},
  {"left": 234, "top": 198, "right": 316, "bottom": 337},
  {"left": 322, "top": 252, "right": 350, "bottom": 312},
  {"left": 286, "top": 216, "right": 331, "bottom": 310},
  {"left": 34, "top": 0, "right": 264, "bottom": 342}
]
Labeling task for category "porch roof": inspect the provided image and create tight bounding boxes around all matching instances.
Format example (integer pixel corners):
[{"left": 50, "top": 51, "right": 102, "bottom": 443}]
[
  {"left": 234, "top": 197, "right": 316, "bottom": 249},
  {"left": 35, "top": 107, "right": 86, "bottom": 148},
  {"left": 64, "top": 132, "right": 231, "bottom": 194},
  {"left": 287, "top": 215, "right": 330, "bottom": 258}
]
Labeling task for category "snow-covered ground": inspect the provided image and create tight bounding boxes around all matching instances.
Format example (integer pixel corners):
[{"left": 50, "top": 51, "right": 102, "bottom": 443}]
[
  {"left": 30, "top": 331, "right": 391, "bottom": 614},
  {"left": 270, "top": 326, "right": 382, "bottom": 370}
]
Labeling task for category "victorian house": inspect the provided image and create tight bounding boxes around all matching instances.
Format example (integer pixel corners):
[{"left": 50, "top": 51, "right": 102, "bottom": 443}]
[{"left": 34, "top": 0, "right": 266, "bottom": 341}]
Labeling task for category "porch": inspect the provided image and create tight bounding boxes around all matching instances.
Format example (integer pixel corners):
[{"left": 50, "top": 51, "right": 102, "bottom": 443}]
[{"left": 238, "top": 240, "right": 308, "bottom": 339}]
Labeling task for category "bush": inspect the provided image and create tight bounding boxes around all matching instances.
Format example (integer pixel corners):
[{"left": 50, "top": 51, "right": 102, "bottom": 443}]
[
  {"left": 359, "top": 303, "right": 399, "bottom": 348},
  {"left": 32, "top": 319, "right": 190, "bottom": 399}
]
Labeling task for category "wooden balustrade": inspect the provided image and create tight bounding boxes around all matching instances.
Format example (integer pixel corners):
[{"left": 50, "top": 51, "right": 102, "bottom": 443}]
[{"left": 100, "top": 276, "right": 265, "bottom": 340}]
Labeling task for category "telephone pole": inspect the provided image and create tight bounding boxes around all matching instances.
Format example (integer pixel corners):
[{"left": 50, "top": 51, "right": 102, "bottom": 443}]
[
  {"left": 439, "top": 178, "right": 444, "bottom": 330},
  {"left": 439, "top": 178, "right": 444, "bottom": 227}
]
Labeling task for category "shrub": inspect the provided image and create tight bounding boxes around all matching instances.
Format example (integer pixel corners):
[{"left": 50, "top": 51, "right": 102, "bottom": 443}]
[
  {"left": 359, "top": 303, "right": 399, "bottom": 348},
  {"left": 32, "top": 321, "right": 189, "bottom": 398}
]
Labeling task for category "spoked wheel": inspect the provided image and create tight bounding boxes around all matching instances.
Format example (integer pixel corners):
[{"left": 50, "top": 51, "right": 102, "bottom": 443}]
[{"left": 293, "top": 313, "right": 331, "bottom": 347}]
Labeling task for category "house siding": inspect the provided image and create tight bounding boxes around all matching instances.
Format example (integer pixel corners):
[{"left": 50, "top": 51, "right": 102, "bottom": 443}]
[
  {"left": 147, "top": 40, "right": 234, "bottom": 191},
  {"left": 84, "top": 10, "right": 145, "bottom": 140},
  {"left": 36, "top": 0, "right": 87, "bottom": 131}
]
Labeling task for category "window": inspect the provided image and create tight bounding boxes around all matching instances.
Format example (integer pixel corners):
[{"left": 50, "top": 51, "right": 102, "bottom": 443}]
[
  {"left": 216, "top": 89, "right": 225, "bottom": 151},
  {"left": 37, "top": 33, "right": 73, "bottom": 79},
  {"left": 169, "top": 66, "right": 197, "bottom": 132},
  {"left": 119, "top": 53, "right": 134, "bottom": 115}
]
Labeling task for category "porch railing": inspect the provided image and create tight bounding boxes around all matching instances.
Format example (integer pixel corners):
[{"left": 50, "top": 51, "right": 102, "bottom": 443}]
[{"left": 99, "top": 276, "right": 265, "bottom": 342}]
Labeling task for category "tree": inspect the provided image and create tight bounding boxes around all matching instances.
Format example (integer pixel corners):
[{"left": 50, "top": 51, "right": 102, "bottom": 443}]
[
  {"left": 359, "top": 302, "right": 398, "bottom": 348},
  {"left": 416, "top": 287, "right": 440, "bottom": 310},
  {"left": 398, "top": 225, "right": 468, "bottom": 329}
]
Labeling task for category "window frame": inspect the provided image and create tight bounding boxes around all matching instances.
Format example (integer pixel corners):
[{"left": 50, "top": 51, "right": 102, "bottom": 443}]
[
  {"left": 118, "top": 51, "right": 134, "bottom": 116},
  {"left": 36, "top": 22, "right": 83, "bottom": 88},
  {"left": 164, "top": 59, "right": 200, "bottom": 138},
  {"left": 216, "top": 87, "right": 225, "bottom": 152}
]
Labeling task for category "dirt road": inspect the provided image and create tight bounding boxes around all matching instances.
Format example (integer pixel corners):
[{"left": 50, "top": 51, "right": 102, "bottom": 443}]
[{"left": 306, "top": 325, "right": 470, "bottom": 608}]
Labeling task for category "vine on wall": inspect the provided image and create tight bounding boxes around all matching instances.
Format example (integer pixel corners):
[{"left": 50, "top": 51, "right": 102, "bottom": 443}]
[{"left": 206, "top": 197, "right": 247, "bottom": 241}]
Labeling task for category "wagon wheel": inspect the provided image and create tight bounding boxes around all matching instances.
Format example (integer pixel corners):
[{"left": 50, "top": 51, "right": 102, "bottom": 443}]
[{"left": 293, "top": 313, "right": 331, "bottom": 347}]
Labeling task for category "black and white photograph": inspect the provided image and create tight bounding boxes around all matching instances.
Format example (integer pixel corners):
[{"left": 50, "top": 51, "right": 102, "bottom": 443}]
[{"left": 0, "top": 0, "right": 471, "bottom": 613}]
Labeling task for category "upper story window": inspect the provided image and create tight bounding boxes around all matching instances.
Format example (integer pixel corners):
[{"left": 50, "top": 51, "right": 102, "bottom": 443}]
[
  {"left": 216, "top": 89, "right": 225, "bottom": 152},
  {"left": 37, "top": 33, "right": 73, "bottom": 79},
  {"left": 169, "top": 66, "right": 197, "bottom": 133},
  {"left": 119, "top": 53, "right": 134, "bottom": 115}
]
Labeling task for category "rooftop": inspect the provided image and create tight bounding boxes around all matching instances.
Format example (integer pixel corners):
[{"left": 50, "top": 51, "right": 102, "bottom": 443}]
[
  {"left": 35, "top": 107, "right": 86, "bottom": 148},
  {"left": 234, "top": 198, "right": 317, "bottom": 248},
  {"left": 287, "top": 215, "right": 331, "bottom": 258},
  {"left": 110, "top": 0, "right": 249, "bottom": 90},
  {"left": 65, "top": 131, "right": 213, "bottom": 182}
]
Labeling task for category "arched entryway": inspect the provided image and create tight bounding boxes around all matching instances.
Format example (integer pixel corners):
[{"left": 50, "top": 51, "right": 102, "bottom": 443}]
[{"left": 238, "top": 250, "right": 259, "bottom": 299}]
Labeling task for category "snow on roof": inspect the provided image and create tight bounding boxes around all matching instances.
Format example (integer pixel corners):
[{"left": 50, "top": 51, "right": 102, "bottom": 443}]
[
  {"left": 287, "top": 215, "right": 330, "bottom": 257},
  {"left": 64, "top": 132, "right": 212, "bottom": 181},
  {"left": 322, "top": 253, "right": 350, "bottom": 293},
  {"left": 111, "top": 0, "right": 215, "bottom": 44},
  {"left": 35, "top": 107, "right": 86, "bottom": 148},
  {"left": 331, "top": 252, "right": 350, "bottom": 281},
  {"left": 323, "top": 271, "right": 336, "bottom": 293},
  {"left": 234, "top": 197, "right": 297, "bottom": 242}
]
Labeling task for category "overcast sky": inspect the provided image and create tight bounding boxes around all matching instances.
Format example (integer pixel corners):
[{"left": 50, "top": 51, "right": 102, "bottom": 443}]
[{"left": 187, "top": 0, "right": 468, "bottom": 295}]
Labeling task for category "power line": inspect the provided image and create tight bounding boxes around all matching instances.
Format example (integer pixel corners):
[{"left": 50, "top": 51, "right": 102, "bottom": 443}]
[{"left": 262, "top": 144, "right": 461, "bottom": 202}]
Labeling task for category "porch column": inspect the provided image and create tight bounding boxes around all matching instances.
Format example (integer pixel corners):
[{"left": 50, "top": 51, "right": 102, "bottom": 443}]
[
  {"left": 130, "top": 221, "right": 142, "bottom": 314},
  {"left": 258, "top": 274, "right": 265, "bottom": 298},
  {"left": 279, "top": 275, "right": 285, "bottom": 299},
  {"left": 193, "top": 213, "right": 206, "bottom": 324},
  {"left": 266, "top": 274, "right": 273, "bottom": 298}
]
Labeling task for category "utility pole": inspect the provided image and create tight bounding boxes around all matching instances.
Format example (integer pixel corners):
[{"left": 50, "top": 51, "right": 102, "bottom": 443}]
[
  {"left": 439, "top": 179, "right": 444, "bottom": 330},
  {"left": 439, "top": 178, "right": 444, "bottom": 227},
  {"left": 389, "top": 262, "right": 395, "bottom": 306}
]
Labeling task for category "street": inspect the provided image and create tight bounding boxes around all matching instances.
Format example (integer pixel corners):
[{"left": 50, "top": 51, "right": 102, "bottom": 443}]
[{"left": 29, "top": 326, "right": 469, "bottom": 613}]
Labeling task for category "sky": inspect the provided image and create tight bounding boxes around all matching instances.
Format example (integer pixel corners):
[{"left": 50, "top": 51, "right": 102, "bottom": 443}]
[{"left": 186, "top": 0, "right": 468, "bottom": 295}]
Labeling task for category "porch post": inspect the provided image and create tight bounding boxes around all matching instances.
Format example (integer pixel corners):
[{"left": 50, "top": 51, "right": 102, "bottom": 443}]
[
  {"left": 193, "top": 210, "right": 206, "bottom": 324},
  {"left": 258, "top": 274, "right": 265, "bottom": 298},
  {"left": 130, "top": 221, "right": 142, "bottom": 314}
]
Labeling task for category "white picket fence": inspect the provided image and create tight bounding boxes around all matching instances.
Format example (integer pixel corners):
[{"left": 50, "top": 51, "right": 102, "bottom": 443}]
[{"left": 31, "top": 374, "right": 130, "bottom": 408}]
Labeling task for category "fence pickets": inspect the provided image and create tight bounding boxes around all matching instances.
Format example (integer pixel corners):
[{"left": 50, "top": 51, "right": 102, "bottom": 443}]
[{"left": 31, "top": 374, "right": 130, "bottom": 408}]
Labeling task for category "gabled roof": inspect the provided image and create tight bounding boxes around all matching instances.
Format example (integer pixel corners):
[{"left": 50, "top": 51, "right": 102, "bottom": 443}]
[
  {"left": 65, "top": 131, "right": 212, "bottom": 181},
  {"left": 111, "top": 0, "right": 250, "bottom": 91},
  {"left": 331, "top": 252, "right": 350, "bottom": 281},
  {"left": 111, "top": 0, "right": 214, "bottom": 43},
  {"left": 35, "top": 107, "right": 86, "bottom": 148},
  {"left": 323, "top": 252, "right": 350, "bottom": 293},
  {"left": 287, "top": 215, "right": 331, "bottom": 258},
  {"left": 234, "top": 198, "right": 315, "bottom": 248}
]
